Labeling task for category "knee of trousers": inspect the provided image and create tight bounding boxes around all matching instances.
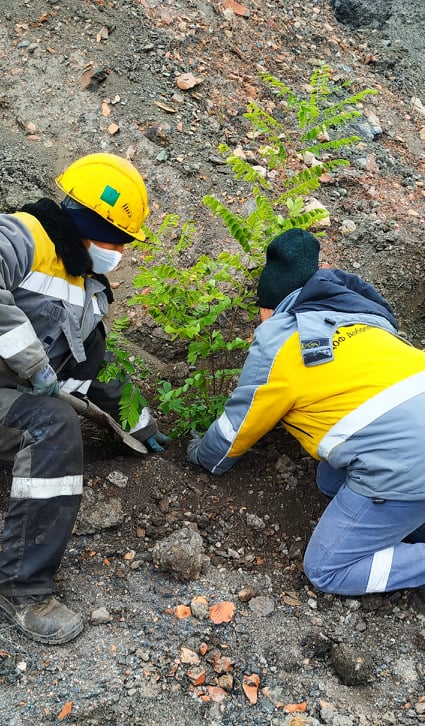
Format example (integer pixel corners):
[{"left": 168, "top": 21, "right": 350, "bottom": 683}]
[
  {"left": 13, "top": 395, "right": 84, "bottom": 479},
  {"left": 303, "top": 541, "right": 340, "bottom": 594},
  {"left": 29, "top": 396, "right": 82, "bottom": 446}
]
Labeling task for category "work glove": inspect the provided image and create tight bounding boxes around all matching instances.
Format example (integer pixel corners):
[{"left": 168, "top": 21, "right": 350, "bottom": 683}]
[
  {"left": 187, "top": 430, "right": 202, "bottom": 465},
  {"left": 130, "top": 407, "right": 171, "bottom": 452},
  {"left": 29, "top": 363, "right": 59, "bottom": 397},
  {"left": 144, "top": 430, "right": 172, "bottom": 453}
]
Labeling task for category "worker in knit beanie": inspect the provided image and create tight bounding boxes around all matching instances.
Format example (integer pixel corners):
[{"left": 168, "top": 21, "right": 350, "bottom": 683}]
[{"left": 186, "top": 223, "right": 425, "bottom": 604}]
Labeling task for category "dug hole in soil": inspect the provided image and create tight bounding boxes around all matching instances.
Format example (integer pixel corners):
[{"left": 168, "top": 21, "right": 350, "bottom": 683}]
[{"left": 0, "top": 1, "right": 425, "bottom": 724}]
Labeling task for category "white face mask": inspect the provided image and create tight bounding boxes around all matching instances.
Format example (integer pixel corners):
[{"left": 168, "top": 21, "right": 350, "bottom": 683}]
[{"left": 88, "top": 243, "right": 122, "bottom": 273}]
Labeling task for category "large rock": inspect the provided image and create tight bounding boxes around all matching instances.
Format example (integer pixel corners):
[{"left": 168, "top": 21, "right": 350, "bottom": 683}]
[
  {"left": 74, "top": 487, "right": 125, "bottom": 535},
  {"left": 152, "top": 527, "right": 210, "bottom": 581}
]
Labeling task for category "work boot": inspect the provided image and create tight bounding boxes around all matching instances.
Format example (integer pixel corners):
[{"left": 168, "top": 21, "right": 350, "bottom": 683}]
[{"left": 0, "top": 593, "right": 84, "bottom": 644}]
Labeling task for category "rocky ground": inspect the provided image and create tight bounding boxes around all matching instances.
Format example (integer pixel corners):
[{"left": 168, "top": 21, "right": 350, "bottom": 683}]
[{"left": 0, "top": 1, "right": 425, "bottom": 724}]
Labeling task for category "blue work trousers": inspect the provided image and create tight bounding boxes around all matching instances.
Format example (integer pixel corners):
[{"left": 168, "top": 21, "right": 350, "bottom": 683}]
[{"left": 303, "top": 462, "right": 425, "bottom": 595}]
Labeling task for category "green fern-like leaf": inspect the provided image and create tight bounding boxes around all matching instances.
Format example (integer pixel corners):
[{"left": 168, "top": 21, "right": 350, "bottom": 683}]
[
  {"left": 243, "top": 102, "right": 281, "bottom": 134},
  {"left": 225, "top": 154, "right": 271, "bottom": 188},
  {"left": 173, "top": 219, "right": 197, "bottom": 255},
  {"left": 278, "top": 167, "right": 323, "bottom": 200},
  {"left": 118, "top": 382, "right": 146, "bottom": 431},
  {"left": 203, "top": 195, "right": 252, "bottom": 252}
]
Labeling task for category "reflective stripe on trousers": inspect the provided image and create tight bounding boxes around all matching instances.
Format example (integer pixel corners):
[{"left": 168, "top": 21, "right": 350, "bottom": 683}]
[{"left": 303, "top": 462, "right": 425, "bottom": 595}]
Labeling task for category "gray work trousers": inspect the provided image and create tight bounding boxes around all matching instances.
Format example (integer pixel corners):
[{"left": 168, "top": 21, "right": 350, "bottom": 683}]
[
  {"left": 0, "top": 390, "right": 83, "bottom": 596},
  {"left": 0, "top": 324, "right": 127, "bottom": 596}
]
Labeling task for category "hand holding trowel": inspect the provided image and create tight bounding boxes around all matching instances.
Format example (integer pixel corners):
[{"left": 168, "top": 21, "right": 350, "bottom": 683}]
[{"left": 0, "top": 359, "right": 148, "bottom": 454}]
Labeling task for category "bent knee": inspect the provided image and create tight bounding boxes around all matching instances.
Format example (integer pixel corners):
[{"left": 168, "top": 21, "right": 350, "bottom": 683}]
[
  {"left": 27, "top": 396, "right": 83, "bottom": 453},
  {"left": 304, "top": 545, "right": 339, "bottom": 594},
  {"left": 32, "top": 395, "right": 80, "bottom": 430},
  {"left": 304, "top": 565, "right": 337, "bottom": 594}
]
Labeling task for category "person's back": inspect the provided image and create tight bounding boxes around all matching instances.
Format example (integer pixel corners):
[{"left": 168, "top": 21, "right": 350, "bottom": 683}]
[{"left": 257, "top": 314, "right": 425, "bottom": 499}]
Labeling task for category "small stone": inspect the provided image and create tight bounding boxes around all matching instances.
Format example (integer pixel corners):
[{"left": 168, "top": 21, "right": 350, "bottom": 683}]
[
  {"left": 417, "top": 628, "right": 425, "bottom": 650},
  {"left": 90, "top": 606, "right": 112, "bottom": 625},
  {"left": 355, "top": 619, "right": 367, "bottom": 632},
  {"left": 190, "top": 595, "right": 209, "bottom": 619},
  {"left": 107, "top": 470, "right": 128, "bottom": 488},
  {"left": 288, "top": 540, "right": 305, "bottom": 560},
  {"left": 75, "top": 488, "right": 125, "bottom": 534},
  {"left": 186, "top": 665, "right": 206, "bottom": 685},
  {"left": 304, "top": 197, "right": 331, "bottom": 226},
  {"left": 238, "top": 587, "right": 261, "bottom": 603},
  {"left": 175, "top": 72, "right": 202, "bottom": 90},
  {"left": 246, "top": 513, "right": 266, "bottom": 530},
  {"left": 223, "top": 0, "right": 250, "bottom": 17},
  {"left": 144, "top": 121, "right": 171, "bottom": 145},
  {"left": 340, "top": 219, "right": 356, "bottom": 234},
  {"left": 415, "top": 699, "right": 425, "bottom": 716},
  {"left": 159, "top": 497, "right": 170, "bottom": 513},
  {"left": 303, "top": 150, "right": 321, "bottom": 167},
  {"left": 130, "top": 560, "right": 143, "bottom": 570},
  {"left": 227, "top": 548, "right": 240, "bottom": 559},
  {"left": 411, "top": 97, "right": 425, "bottom": 116},
  {"left": 217, "top": 673, "right": 233, "bottom": 690},
  {"left": 136, "top": 649, "right": 150, "bottom": 662},
  {"left": 248, "top": 596, "right": 275, "bottom": 617}
]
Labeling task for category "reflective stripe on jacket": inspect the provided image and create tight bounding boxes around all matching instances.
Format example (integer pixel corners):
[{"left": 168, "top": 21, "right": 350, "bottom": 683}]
[{"left": 0, "top": 212, "right": 108, "bottom": 379}]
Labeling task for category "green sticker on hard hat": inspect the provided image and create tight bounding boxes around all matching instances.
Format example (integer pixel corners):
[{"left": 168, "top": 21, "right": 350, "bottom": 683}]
[{"left": 100, "top": 185, "right": 120, "bottom": 206}]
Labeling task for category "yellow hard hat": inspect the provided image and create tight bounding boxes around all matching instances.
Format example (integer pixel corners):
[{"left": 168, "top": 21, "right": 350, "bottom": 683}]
[{"left": 55, "top": 153, "right": 149, "bottom": 241}]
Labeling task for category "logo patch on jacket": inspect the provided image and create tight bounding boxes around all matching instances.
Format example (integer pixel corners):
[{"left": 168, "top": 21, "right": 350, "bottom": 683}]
[{"left": 300, "top": 338, "right": 333, "bottom": 366}]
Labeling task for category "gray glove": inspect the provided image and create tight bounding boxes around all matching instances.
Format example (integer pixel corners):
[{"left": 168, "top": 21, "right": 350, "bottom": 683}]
[
  {"left": 29, "top": 363, "right": 59, "bottom": 397},
  {"left": 187, "top": 431, "right": 202, "bottom": 465}
]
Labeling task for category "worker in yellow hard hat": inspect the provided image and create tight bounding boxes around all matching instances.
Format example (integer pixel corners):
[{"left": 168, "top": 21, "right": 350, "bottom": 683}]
[
  {"left": 56, "top": 152, "right": 150, "bottom": 272},
  {"left": 0, "top": 153, "right": 167, "bottom": 645},
  {"left": 56, "top": 152, "right": 150, "bottom": 240}
]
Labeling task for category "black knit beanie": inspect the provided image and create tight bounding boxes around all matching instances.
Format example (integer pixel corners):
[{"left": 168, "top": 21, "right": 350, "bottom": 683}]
[{"left": 257, "top": 228, "right": 320, "bottom": 309}]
